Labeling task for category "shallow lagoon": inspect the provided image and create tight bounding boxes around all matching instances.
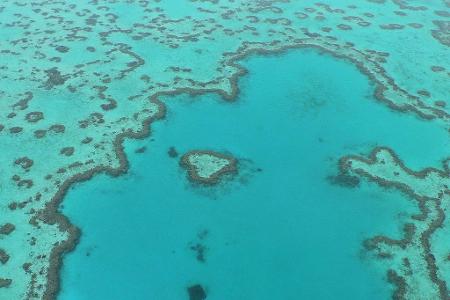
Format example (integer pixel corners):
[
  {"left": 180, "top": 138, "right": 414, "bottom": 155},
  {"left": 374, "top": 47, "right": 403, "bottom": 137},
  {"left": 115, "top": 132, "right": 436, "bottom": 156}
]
[{"left": 59, "top": 49, "right": 448, "bottom": 299}]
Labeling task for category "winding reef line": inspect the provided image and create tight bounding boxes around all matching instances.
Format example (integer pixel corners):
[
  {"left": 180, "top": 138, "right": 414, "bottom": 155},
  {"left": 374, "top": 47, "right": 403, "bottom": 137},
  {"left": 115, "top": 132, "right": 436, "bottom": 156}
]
[
  {"left": 37, "top": 44, "right": 449, "bottom": 300},
  {"left": 340, "top": 147, "right": 450, "bottom": 299}
]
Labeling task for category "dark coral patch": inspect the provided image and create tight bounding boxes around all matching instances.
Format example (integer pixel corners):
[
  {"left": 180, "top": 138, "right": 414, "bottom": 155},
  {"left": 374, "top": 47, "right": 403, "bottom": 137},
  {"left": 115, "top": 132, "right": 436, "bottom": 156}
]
[
  {"left": 0, "top": 223, "right": 15, "bottom": 235},
  {"left": 0, "top": 249, "right": 10, "bottom": 264},
  {"left": 327, "top": 173, "right": 360, "bottom": 188},
  {"left": 44, "top": 67, "right": 68, "bottom": 89},
  {"left": 0, "top": 278, "right": 12, "bottom": 288},
  {"left": 60, "top": 147, "right": 75, "bottom": 156},
  {"left": 81, "top": 137, "right": 93, "bottom": 144},
  {"left": 135, "top": 146, "right": 146, "bottom": 153},
  {"left": 9, "top": 127, "right": 23, "bottom": 134},
  {"left": 25, "top": 111, "right": 44, "bottom": 123},
  {"left": 34, "top": 130, "right": 47, "bottom": 138},
  {"left": 15, "top": 157, "right": 34, "bottom": 170},
  {"left": 190, "top": 243, "right": 207, "bottom": 263},
  {"left": 168, "top": 146, "right": 178, "bottom": 158},
  {"left": 49, "top": 124, "right": 65, "bottom": 133},
  {"left": 187, "top": 284, "right": 207, "bottom": 300},
  {"left": 55, "top": 45, "right": 69, "bottom": 53}
]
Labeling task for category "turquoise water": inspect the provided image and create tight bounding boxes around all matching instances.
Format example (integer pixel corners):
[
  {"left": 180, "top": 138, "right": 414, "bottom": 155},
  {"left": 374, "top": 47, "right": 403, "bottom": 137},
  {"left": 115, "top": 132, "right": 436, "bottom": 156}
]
[
  {"left": 1, "top": 1, "right": 449, "bottom": 299},
  {"left": 58, "top": 49, "right": 448, "bottom": 299}
]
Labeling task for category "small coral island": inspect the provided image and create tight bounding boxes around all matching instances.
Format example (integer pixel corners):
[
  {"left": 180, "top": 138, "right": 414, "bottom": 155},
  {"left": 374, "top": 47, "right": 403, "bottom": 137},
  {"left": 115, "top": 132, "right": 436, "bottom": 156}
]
[{"left": 180, "top": 150, "right": 237, "bottom": 185}]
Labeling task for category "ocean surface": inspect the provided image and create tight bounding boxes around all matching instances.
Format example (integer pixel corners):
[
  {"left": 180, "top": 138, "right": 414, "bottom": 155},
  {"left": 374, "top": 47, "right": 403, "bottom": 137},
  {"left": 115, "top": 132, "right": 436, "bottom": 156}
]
[
  {"left": 1, "top": 1, "right": 449, "bottom": 299},
  {"left": 58, "top": 49, "right": 448, "bottom": 299}
]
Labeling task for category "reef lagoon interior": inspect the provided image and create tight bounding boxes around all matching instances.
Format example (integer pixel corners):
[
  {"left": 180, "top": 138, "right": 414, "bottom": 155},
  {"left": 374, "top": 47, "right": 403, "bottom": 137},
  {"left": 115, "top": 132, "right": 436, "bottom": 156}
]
[{"left": 0, "top": 1, "right": 449, "bottom": 300}]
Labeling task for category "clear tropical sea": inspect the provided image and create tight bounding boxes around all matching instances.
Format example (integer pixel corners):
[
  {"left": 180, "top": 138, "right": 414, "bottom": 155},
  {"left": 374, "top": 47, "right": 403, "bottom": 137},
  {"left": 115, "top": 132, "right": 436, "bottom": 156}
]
[{"left": 58, "top": 49, "right": 448, "bottom": 299}]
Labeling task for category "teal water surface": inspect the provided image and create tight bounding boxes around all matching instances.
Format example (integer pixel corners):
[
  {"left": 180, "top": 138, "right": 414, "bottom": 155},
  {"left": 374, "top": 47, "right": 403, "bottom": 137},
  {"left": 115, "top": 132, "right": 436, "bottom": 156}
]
[{"left": 58, "top": 49, "right": 448, "bottom": 299}]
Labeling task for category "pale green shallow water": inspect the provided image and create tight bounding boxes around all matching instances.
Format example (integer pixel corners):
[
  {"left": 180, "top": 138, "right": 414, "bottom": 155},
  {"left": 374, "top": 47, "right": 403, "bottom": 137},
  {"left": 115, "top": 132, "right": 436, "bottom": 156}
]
[
  {"left": 58, "top": 50, "right": 448, "bottom": 299},
  {"left": 0, "top": 0, "right": 449, "bottom": 299}
]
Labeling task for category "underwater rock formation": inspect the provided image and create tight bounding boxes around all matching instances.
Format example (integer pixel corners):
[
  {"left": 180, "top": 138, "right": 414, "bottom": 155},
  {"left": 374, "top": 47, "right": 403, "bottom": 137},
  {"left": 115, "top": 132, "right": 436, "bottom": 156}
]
[{"left": 180, "top": 150, "right": 237, "bottom": 185}]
